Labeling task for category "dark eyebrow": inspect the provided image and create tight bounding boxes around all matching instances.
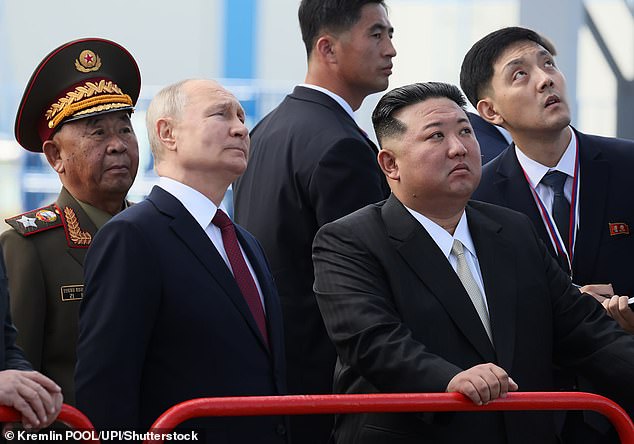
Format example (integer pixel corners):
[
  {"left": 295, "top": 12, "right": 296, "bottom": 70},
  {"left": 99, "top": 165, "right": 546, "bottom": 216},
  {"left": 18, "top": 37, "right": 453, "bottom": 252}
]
[
  {"left": 369, "top": 23, "right": 393, "bottom": 34},
  {"left": 503, "top": 48, "right": 553, "bottom": 73},
  {"left": 537, "top": 48, "right": 553, "bottom": 58},
  {"left": 502, "top": 57, "right": 524, "bottom": 74},
  {"left": 422, "top": 121, "right": 442, "bottom": 131}
]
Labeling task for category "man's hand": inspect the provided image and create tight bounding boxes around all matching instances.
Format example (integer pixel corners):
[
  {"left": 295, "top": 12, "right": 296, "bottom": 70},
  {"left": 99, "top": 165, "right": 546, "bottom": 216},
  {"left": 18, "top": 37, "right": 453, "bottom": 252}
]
[
  {"left": 0, "top": 370, "right": 63, "bottom": 430},
  {"left": 603, "top": 295, "right": 634, "bottom": 335},
  {"left": 446, "top": 363, "right": 518, "bottom": 405},
  {"left": 579, "top": 283, "right": 614, "bottom": 303}
]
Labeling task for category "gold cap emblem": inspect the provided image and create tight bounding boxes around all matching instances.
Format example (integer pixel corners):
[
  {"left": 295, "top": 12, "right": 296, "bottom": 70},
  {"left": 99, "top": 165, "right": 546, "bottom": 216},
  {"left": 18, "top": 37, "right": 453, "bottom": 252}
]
[{"left": 75, "top": 49, "right": 102, "bottom": 73}]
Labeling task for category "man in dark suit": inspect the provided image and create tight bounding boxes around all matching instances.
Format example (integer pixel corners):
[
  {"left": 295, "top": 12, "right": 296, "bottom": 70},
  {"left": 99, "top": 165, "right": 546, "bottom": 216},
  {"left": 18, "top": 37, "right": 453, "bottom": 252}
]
[
  {"left": 233, "top": 1, "right": 395, "bottom": 441},
  {"left": 1, "top": 38, "right": 140, "bottom": 405},
  {"left": 462, "top": 26, "right": 634, "bottom": 322},
  {"left": 0, "top": 249, "right": 62, "bottom": 430},
  {"left": 467, "top": 111, "right": 510, "bottom": 164},
  {"left": 312, "top": 82, "right": 634, "bottom": 444},
  {"left": 461, "top": 27, "right": 634, "bottom": 442},
  {"left": 75, "top": 79, "right": 289, "bottom": 443}
]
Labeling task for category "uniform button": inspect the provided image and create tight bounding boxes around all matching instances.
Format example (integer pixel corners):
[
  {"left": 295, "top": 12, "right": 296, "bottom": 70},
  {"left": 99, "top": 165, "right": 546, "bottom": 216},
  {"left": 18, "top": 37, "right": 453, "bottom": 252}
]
[{"left": 276, "top": 424, "right": 287, "bottom": 436}]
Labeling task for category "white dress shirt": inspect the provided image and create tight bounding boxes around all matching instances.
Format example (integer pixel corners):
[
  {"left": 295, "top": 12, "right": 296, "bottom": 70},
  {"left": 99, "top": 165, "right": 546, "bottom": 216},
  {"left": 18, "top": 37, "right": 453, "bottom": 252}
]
[
  {"left": 405, "top": 206, "right": 489, "bottom": 312},
  {"left": 515, "top": 129, "right": 577, "bottom": 213},
  {"left": 515, "top": 129, "right": 579, "bottom": 253},
  {"left": 157, "top": 177, "right": 266, "bottom": 309}
]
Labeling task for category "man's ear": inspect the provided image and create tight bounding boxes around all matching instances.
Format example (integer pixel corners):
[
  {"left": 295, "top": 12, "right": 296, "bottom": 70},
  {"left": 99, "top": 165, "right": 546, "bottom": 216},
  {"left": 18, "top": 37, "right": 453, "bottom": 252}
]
[
  {"left": 156, "top": 117, "right": 177, "bottom": 152},
  {"left": 315, "top": 34, "right": 337, "bottom": 64},
  {"left": 378, "top": 148, "right": 399, "bottom": 181},
  {"left": 476, "top": 98, "right": 504, "bottom": 126},
  {"left": 42, "top": 139, "right": 64, "bottom": 174}
]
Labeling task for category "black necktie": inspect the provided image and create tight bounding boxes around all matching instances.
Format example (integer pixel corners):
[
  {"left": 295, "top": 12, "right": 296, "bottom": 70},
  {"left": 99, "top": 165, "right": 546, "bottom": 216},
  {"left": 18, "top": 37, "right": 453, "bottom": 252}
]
[{"left": 541, "top": 170, "right": 571, "bottom": 261}]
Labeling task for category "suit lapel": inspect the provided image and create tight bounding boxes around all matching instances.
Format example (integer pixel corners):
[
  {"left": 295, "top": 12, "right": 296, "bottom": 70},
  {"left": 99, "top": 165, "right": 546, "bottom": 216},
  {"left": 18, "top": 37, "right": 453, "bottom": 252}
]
[
  {"left": 571, "top": 130, "right": 609, "bottom": 280},
  {"left": 492, "top": 146, "right": 558, "bottom": 258},
  {"left": 466, "top": 204, "right": 517, "bottom": 372},
  {"left": 382, "top": 196, "right": 496, "bottom": 362},
  {"left": 148, "top": 187, "right": 270, "bottom": 352}
]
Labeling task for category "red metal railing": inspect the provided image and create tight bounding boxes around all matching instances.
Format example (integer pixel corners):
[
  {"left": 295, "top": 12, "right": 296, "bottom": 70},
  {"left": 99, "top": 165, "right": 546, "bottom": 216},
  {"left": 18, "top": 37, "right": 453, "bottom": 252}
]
[
  {"left": 145, "top": 392, "right": 634, "bottom": 444},
  {"left": 0, "top": 404, "right": 99, "bottom": 443}
]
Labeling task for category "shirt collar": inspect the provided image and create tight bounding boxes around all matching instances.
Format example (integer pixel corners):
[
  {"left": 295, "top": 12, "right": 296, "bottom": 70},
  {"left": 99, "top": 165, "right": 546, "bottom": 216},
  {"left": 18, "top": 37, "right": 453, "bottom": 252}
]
[
  {"left": 157, "top": 176, "right": 218, "bottom": 230},
  {"left": 404, "top": 206, "right": 476, "bottom": 259},
  {"left": 515, "top": 128, "right": 577, "bottom": 188},
  {"left": 299, "top": 83, "right": 356, "bottom": 120}
]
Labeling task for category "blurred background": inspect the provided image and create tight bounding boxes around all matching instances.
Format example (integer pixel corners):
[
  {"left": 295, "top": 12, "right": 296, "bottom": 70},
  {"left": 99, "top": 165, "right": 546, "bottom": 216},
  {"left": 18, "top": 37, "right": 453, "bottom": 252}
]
[{"left": 0, "top": 0, "right": 632, "bottom": 225}]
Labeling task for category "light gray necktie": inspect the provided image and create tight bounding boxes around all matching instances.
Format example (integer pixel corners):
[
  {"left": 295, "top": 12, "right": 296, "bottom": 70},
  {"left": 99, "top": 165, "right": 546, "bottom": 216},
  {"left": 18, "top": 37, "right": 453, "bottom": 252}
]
[{"left": 451, "top": 239, "right": 493, "bottom": 343}]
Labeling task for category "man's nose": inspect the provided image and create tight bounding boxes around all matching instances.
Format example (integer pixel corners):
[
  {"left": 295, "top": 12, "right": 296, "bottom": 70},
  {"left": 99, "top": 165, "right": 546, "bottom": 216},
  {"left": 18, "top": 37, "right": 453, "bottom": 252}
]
[{"left": 107, "top": 134, "right": 128, "bottom": 153}]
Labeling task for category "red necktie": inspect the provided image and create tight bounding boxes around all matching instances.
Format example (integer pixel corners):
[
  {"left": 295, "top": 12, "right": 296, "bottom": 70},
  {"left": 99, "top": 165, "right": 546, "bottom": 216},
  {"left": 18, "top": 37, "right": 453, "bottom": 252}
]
[{"left": 212, "top": 209, "right": 269, "bottom": 347}]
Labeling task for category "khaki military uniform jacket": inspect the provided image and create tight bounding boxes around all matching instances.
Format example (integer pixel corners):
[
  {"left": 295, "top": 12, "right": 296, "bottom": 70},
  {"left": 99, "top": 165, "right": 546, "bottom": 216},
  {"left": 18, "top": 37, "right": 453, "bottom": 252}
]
[{"left": 0, "top": 187, "right": 98, "bottom": 405}]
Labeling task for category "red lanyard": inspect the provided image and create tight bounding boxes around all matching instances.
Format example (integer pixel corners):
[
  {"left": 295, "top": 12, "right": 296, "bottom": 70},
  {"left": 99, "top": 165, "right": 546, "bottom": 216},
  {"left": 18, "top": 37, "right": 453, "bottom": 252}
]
[{"left": 519, "top": 137, "right": 580, "bottom": 274}]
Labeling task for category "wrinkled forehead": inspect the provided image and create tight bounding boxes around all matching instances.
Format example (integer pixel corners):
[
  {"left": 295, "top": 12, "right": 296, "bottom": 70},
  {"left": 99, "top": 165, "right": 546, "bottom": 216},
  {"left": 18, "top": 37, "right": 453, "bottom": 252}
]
[
  {"left": 494, "top": 40, "right": 550, "bottom": 70},
  {"left": 213, "top": 88, "right": 241, "bottom": 104},
  {"left": 185, "top": 80, "right": 243, "bottom": 110}
]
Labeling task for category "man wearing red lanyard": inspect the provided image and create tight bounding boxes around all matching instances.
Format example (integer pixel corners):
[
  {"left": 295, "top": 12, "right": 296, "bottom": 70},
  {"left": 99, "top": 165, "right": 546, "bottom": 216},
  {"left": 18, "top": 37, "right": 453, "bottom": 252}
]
[{"left": 461, "top": 26, "right": 634, "bottom": 444}]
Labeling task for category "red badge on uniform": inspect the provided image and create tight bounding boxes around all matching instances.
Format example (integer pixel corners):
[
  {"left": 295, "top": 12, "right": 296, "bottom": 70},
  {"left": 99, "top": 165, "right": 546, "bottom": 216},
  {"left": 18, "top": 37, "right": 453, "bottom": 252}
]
[{"left": 609, "top": 222, "right": 629, "bottom": 236}]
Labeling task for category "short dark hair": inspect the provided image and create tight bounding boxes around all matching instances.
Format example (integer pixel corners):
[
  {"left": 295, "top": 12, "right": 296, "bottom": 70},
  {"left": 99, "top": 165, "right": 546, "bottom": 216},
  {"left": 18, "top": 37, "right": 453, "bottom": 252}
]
[
  {"left": 298, "top": 0, "right": 386, "bottom": 57},
  {"left": 372, "top": 82, "right": 467, "bottom": 145},
  {"left": 460, "top": 26, "right": 557, "bottom": 108}
]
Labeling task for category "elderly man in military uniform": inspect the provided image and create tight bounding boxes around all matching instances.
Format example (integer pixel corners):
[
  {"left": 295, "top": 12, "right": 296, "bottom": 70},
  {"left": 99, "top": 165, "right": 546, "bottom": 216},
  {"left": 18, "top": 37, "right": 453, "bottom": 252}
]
[{"left": 0, "top": 38, "right": 140, "bottom": 405}]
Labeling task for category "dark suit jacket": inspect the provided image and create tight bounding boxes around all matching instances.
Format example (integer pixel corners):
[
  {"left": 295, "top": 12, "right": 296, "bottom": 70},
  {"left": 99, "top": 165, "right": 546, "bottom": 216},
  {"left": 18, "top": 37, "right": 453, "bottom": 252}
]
[
  {"left": 312, "top": 194, "right": 634, "bottom": 444},
  {"left": 473, "top": 129, "right": 634, "bottom": 296},
  {"left": 0, "top": 251, "right": 32, "bottom": 371},
  {"left": 234, "top": 86, "right": 389, "bottom": 443},
  {"left": 75, "top": 186, "right": 289, "bottom": 444},
  {"left": 1, "top": 187, "right": 99, "bottom": 404},
  {"left": 467, "top": 112, "right": 510, "bottom": 164}
]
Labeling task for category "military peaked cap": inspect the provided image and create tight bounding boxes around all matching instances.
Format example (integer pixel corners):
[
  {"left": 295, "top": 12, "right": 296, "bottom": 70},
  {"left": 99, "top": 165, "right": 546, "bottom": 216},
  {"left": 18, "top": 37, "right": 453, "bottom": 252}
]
[{"left": 15, "top": 37, "right": 141, "bottom": 152}]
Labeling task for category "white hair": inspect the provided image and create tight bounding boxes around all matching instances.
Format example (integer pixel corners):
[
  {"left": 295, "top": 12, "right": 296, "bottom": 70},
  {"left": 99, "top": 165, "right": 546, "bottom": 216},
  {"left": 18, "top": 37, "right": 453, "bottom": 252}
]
[{"left": 145, "top": 79, "right": 194, "bottom": 164}]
